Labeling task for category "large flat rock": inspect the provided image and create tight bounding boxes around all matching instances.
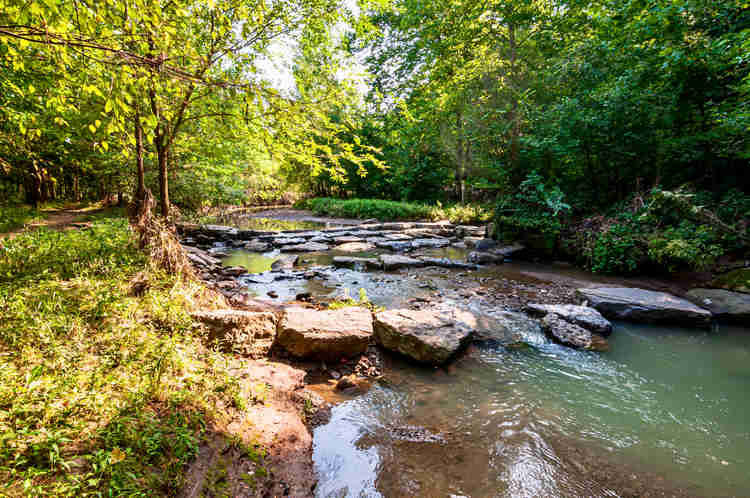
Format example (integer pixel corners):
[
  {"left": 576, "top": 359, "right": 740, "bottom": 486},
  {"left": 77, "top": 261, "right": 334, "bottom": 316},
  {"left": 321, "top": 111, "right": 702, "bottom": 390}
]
[
  {"left": 332, "top": 256, "right": 381, "bottom": 269},
  {"left": 540, "top": 313, "right": 608, "bottom": 351},
  {"left": 577, "top": 287, "right": 712, "bottom": 327},
  {"left": 685, "top": 288, "right": 750, "bottom": 322},
  {"left": 373, "top": 308, "right": 477, "bottom": 364},
  {"left": 526, "top": 303, "right": 612, "bottom": 336},
  {"left": 277, "top": 307, "right": 373, "bottom": 360},
  {"left": 280, "top": 241, "right": 329, "bottom": 252},
  {"left": 379, "top": 254, "right": 425, "bottom": 270},
  {"left": 191, "top": 310, "right": 278, "bottom": 358}
]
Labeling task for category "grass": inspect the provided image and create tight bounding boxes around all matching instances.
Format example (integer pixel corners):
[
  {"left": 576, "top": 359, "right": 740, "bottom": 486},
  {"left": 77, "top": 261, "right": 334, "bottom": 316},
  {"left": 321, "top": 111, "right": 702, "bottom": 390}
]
[
  {"left": 0, "top": 205, "right": 47, "bottom": 234},
  {"left": 0, "top": 218, "right": 266, "bottom": 496},
  {"left": 294, "top": 197, "right": 492, "bottom": 224}
]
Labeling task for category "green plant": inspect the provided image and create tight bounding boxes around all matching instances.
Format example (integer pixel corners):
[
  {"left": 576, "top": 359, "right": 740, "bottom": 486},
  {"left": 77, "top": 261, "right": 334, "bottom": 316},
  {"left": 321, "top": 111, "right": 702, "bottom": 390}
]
[
  {"left": 647, "top": 223, "right": 724, "bottom": 272},
  {"left": 328, "top": 288, "right": 383, "bottom": 312},
  {"left": 590, "top": 222, "right": 645, "bottom": 274}
]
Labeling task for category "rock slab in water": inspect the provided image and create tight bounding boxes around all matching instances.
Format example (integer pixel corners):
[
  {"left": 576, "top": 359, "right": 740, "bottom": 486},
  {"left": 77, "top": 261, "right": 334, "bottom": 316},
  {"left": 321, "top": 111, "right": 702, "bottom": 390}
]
[
  {"left": 685, "top": 288, "right": 750, "bottom": 322},
  {"left": 277, "top": 307, "right": 373, "bottom": 360},
  {"left": 244, "top": 240, "right": 272, "bottom": 252},
  {"left": 576, "top": 287, "right": 712, "bottom": 327},
  {"left": 270, "top": 254, "right": 299, "bottom": 270},
  {"left": 335, "top": 241, "right": 376, "bottom": 252},
  {"left": 468, "top": 251, "right": 504, "bottom": 264},
  {"left": 379, "top": 254, "right": 425, "bottom": 270},
  {"left": 191, "top": 309, "right": 278, "bottom": 358},
  {"left": 471, "top": 310, "right": 545, "bottom": 344},
  {"left": 280, "top": 241, "right": 329, "bottom": 252},
  {"left": 332, "top": 256, "right": 381, "bottom": 269},
  {"left": 373, "top": 308, "right": 476, "bottom": 364},
  {"left": 540, "top": 313, "right": 607, "bottom": 351},
  {"left": 526, "top": 303, "right": 613, "bottom": 336}
]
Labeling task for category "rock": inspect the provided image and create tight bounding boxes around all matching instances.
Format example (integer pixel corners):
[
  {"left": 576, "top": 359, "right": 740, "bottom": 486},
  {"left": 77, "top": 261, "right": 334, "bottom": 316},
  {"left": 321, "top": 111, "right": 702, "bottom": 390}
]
[
  {"left": 191, "top": 310, "right": 277, "bottom": 358},
  {"left": 491, "top": 243, "right": 526, "bottom": 259},
  {"left": 200, "top": 224, "right": 238, "bottom": 239},
  {"left": 267, "top": 290, "right": 278, "bottom": 298},
  {"left": 710, "top": 268, "right": 750, "bottom": 294},
  {"left": 335, "top": 242, "right": 376, "bottom": 252},
  {"left": 244, "top": 240, "right": 272, "bottom": 252},
  {"left": 409, "top": 238, "right": 450, "bottom": 249},
  {"left": 373, "top": 308, "right": 477, "bottom": 364},
  {"left": 295, "top": 292, "right": 313, "bottom": 302},
  {"left": 281, "top": 241, "right": 329, "bottom": 252},
  {"left": 541, "top": 313, "right": 608, "bottom": 351},
  {"left": 463, "top": 236, "right": 484, "bottom": 248},
  {"left": 222, "top": 266, "right": 247, "bottom": 277},
  {"left": 183, "top": 245, "right": 221, "bottom": 266},
  {"left": 456, "top": 225, "right": 486, "bottom": 238},
  {"left": 526, "top": 303, "right": 613, "bottom": 336},
  {"left": 276, "top": 307, "right": 373, "bottom": 360},
  {"left": 468, "top": 251, "right": 504, "bottom": 264},
  {"left": 685, "top": 288, "right": 750, "bottom": 322},
  {"left": 374, "top": 240, "right": 413, "bottom": 252},
  {"left": 419, "top": 257, "right": 479, "bottom": 269},
  {"left": 270, "top": 254, "right": 299, "bottom": 270},
  {"left": 382, "top": 233, "right": 413, "bottom": 241},
  {"left": 216, "top": 280, "right": 237, "bottom": 290},
  {"left": 335, "top": 375, "right": 355, "bottom": 390},
  {"left": 379, "top": 254, "right": 425, "bottom": 270},
  {"left": 475, "top": 239, "right": 499, "bottom": 251},
  {"left": 333, "top": 236, "right": 363, "bottom": 244},
  {"left": 272, "top": 237, "right": 306, "bottom": 246},
  {"left": 576, "top": 287, "right": 712, "bottom": 327},
  {"left": 332, "top": 256, "right": 381, "bottom": 269}
]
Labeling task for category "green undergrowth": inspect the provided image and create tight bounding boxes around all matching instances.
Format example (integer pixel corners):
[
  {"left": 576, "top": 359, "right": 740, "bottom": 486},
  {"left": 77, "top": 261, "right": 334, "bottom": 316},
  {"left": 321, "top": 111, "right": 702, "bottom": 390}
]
[
  {"left": 0, "top": 205, "right": 46, "bottom": 234},
  {"left": 295, "top": 197, "right": 491, "bottom": 224},
  {"left": 0, "top": 219, "right": 266, "bottom": 496}
]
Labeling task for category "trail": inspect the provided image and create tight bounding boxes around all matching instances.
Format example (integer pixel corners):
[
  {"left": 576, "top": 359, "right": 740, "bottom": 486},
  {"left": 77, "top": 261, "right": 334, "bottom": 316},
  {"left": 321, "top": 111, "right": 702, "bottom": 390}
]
[{"left": 1, "top": 204, "right": 105, "bottom": 240}]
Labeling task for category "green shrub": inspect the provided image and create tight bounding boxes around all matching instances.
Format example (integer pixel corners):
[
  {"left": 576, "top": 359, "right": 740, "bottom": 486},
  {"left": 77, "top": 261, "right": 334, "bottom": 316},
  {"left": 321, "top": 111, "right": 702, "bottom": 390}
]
[
  {"left": 0, "top": 204, "right": 45, "bottom": 233},
  {"left": 590, "top": 223, "right": 645, "bottom": 274},
  {"left": 647, "top": 223, "right": 724, "bottom": 272},
  {"left": 295, "top": 197, "right": 491, "bottom": 223}
]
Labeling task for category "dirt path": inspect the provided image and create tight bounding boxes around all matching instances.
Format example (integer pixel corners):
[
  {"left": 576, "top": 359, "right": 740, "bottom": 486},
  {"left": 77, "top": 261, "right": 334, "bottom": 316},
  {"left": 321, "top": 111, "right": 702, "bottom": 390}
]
[{"left": 1, "top": 204, "right": 105, "bottom": 240}]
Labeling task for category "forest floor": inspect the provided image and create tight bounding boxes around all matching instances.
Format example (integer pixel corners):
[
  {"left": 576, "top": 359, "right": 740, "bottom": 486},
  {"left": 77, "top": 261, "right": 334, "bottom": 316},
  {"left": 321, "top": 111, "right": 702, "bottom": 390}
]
[{"left": 0, "top": 202, "right": 109, "bottom": 239}]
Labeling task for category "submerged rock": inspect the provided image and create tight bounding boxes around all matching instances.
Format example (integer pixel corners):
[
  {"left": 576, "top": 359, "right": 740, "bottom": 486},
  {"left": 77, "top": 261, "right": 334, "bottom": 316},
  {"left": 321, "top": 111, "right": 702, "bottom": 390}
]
[
  {"left": 191, "top": 309, "right": 278, "bottom": 358},
  {"left": 379, "top": 254, "right": 425, "bottom": 270},
  {"left": 491, "top": 243, "right": 526, "bottom": 259},
  {"left": 685, "top": 288, "right": 750, "bottom": 322},
  {"left": 373, "top": 308, "right": 477, "bottom": 364},
  {"left": 468, "top": 251, "right": 504, "bottom": 264},
  {"left": 540, "top": 313, "right": 608, "bottom": 351},
  {"left": 244, "top": 240, "right": 272, "bottom": 252},
  {"left": 471, "top": 310, "right": 545, "bottom": 345},
  {"left": 526, "top": 303, "right": 612, "bottom": 336},
  {"left": 276, "top": 307, "right": 373, "bottom": 360},
  {"left": 577, "top": 287, "right": 712, "bottom": 327}
]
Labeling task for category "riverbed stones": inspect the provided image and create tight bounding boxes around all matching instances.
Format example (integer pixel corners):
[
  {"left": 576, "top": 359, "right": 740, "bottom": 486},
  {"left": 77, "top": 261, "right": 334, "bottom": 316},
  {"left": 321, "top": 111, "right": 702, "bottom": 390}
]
[
  {"left": 379, "top": 254, "right": 425, "bottom": 270},
  {"left": 526, "top": 303, "right": 613, "bottom": 336},
  {"left": 332, "top": 256, "right": 381, "bottom": 269},
  {"left": 335, "top": 241, "right": 376, "bottom": 252},
  {"left": 270, "top": 254, "right": 299, "bottom": 270},
  {"left": 373, "top": 308, "right": 476, "bottom": 364},
  {"left": 280, "top": 241, "right": 329, "bottom": 252},
  {"left": 540, "top": 313, "right": 608, "bottom": 351},
  {"left": 470, "top": 310, "right": 545, "bottom": 344},
  {"left": 276, "top": 307, "right": 373, "bottom": 360},
  {"left": 191, "top": 310, "right": 278, "bottom": 358},
  {"left": 272, "top": 237, "right": 306, "bottom": 246},
  {"left": 685, "top": 288, "right": 750, "bottom": 322},
  {"left": 244, "top": 240, "right": 272, "bottom": 252},
  {"left": 576, "top": 287, "right": 712, "bottom": 327}
]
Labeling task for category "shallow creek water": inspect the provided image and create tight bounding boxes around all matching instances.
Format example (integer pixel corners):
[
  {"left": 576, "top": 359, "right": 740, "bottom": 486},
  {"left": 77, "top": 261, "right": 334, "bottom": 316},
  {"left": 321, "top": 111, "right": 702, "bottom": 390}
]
[{"left": 221, "top": 245, "right": 750, "bottom": 497}]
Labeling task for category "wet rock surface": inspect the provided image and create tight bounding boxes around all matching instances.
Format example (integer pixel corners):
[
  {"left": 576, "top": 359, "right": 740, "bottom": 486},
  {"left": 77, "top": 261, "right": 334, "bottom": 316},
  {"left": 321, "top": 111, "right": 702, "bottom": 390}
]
[
  {"left": 685, "top": 288, "right": 750, "bottom": 322},
  {"left": 373, "top": 308, "right": 478, "bottom": 364},
  {"left": 540, "top": 313, "right": 607, "bottom": 351},
  {"left": 526, "top": 303, "right": 613, "bottom": 336},
  {"left": 191, "top": 309, "right": 278, "bottom": 358},
  {"left": 577, "top": 287, "right": 712, "bottom": 327},
  {"left": 277, "top": 307, "right": 373, "bottom": 360}
]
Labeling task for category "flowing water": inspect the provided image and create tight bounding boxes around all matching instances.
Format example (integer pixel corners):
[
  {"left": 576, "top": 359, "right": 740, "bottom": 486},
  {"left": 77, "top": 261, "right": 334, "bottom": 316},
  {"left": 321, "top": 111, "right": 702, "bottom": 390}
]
[
  {"left": 217, "top": 237, "right": 750, "bottom": 497},
  {"left": 312, "top": 323, "right": 750, "bottom": 497}
]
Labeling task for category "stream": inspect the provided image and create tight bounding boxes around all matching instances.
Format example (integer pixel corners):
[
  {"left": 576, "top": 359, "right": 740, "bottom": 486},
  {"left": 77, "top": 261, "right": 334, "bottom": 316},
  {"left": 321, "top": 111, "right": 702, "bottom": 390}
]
[{"left": 208, "top": 215, "right": 750, "bottom": 497}]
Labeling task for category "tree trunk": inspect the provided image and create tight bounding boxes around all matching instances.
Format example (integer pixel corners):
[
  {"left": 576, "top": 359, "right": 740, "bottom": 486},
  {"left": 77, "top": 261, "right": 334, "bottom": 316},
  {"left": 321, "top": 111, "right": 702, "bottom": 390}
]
[
  {"left": 134, "top": 109, "right": 146, "bottom": 200},
  {"left": 157, "top": 144, "right": 169, "bottom": 217}
]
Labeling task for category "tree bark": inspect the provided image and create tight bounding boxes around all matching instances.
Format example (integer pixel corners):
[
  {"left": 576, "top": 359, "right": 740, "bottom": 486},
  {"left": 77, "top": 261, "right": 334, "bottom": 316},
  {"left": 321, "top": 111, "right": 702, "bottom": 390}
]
[
  {"left": 134, "top": 108, "right": 146, "bottom": 200},
  {"left": 157, "top": 144, "right": 169, "bottom": 217}
]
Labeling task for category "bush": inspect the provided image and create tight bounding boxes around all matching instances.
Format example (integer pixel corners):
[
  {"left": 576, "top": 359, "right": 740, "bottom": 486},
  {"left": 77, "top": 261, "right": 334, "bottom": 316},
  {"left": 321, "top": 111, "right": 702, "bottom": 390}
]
[
  {"left": 295, "top": 197, "right": 491, "bottom": 223},
  {"left": 647, "top": 223, "right": 724, "bottom": 272},
  {"left": 590, "top": 222, "right": 645, "bottom": 274}
]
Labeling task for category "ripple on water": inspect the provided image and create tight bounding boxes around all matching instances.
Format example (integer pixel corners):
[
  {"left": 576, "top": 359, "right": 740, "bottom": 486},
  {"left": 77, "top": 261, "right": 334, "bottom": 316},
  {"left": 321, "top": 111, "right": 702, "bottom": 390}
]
[{"left": 313, "top": 323, "right": 750, "bottom": 497}]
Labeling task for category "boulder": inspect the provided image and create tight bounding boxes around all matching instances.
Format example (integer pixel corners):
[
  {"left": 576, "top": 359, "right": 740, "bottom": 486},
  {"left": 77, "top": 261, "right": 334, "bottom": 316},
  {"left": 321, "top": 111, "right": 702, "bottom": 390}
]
[
  {"left": 334, "top": 242, "right": 376, "bottom": 252},
  {"left": 192, "top": 310, "right": 278, "bottom": 358},
  {"left": 379, "top": 254, "right": 425, "bottom": 270},
  {"left": 374, "top": 240, "right": 412, "bottom": 252},
  {"left": 525, "top": 303, "right": 612, "bottom": 336},
  {"left": 332, "top": 256, "right": 381, "bottom": 269},
  {"left": 491, "top": 243, "right": 526, "bottom": 259},
  {"left": 276, "top": 307, "right": 373, "bottom": 360},
  {"left": 270, "top": 254, "right": 299, "bottom": 270},
  {"left": 685, "top": 288, "right": 750, "bottom": 322},
  {"left": 576, "top": 287, "right": 712, "bottom": 327},
  {"left": 333, "top": 236, "right": 363, "bottom": 244},
  {"left": 373, "top": 308, "right": 477, "bottom": 364},
  {"left": 463, "top": 236, "right": 484, "bottom": 248},
  {"left": 272, "top": 237, "right": 306, "bottom": 246},
  {"left": 244, "top": 240, "right": 272, "bottom": 252},
  {"left": 419, "top": 257, "right": 479, "bottom": 270},
  {"left": 540, "top": 313, "right": 608, "bottom": 351},
  {"left": 470, "top": 310, "right": 546, "bottom": 345},
  {"left": 200, "top": 224, "right": 238, "bottom": 239},
  {"left": 280, "top": 241, "right": 329, "bottom": 252},
  {"left": 409, "top": 238, "right": 450, "bottom": 249},
  {"left": 710, "top": 268, "right": 750, "bottom": 294},
  {"left": 455, "top": 225, "right": 486, "bottom": 238},
  {"left": 221, "top": 266, "right": 248, "bottom": 277}
]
